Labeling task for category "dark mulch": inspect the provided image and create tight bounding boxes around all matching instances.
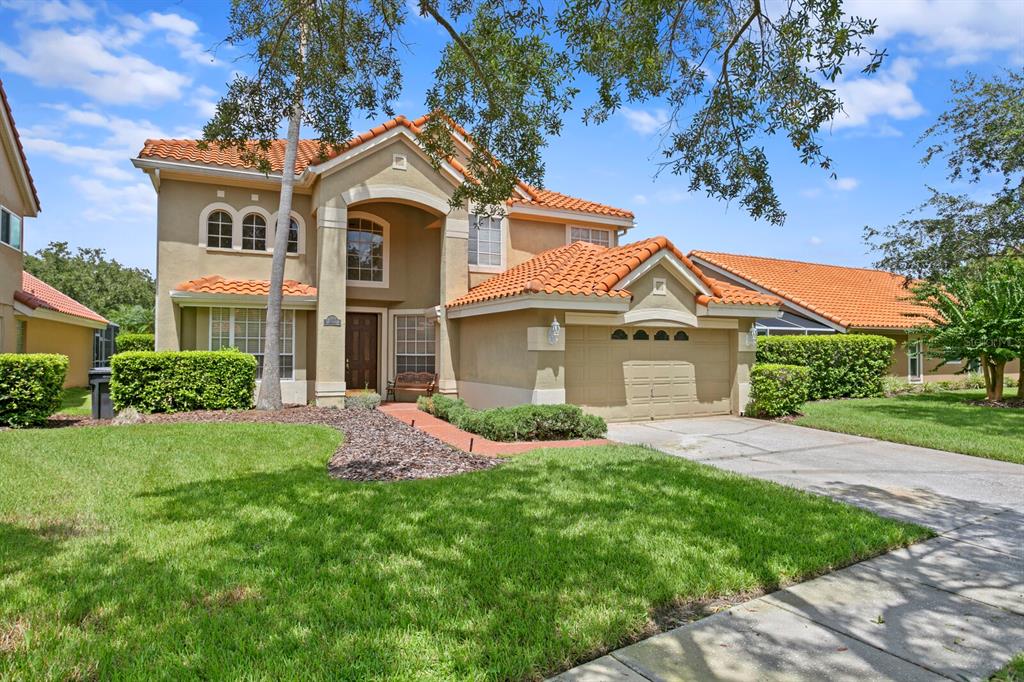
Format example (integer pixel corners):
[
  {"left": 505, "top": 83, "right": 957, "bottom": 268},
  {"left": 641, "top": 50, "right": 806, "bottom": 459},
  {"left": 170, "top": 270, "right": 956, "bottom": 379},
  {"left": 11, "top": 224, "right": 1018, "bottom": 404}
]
[
  {"left": 967, "top": 397, "right": 1024, "bottom": 409},
  {"left": 44, "top": 406, "right": 502, "bottom": 482}
]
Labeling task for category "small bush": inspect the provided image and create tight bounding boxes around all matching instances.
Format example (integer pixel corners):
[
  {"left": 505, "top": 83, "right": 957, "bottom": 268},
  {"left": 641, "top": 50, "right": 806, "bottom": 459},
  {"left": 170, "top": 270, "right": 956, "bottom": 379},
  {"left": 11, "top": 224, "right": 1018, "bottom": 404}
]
[
  {"left": 749, "top": 364, "right": 811, "bottom": 418},
  {"left": 115, "top": 333, "right": 155, "bottom": 353},
  {"left": 419, "top": 396, "right": 606, "bottom": 441},
  {"left": 110, "top": 350, "right": 256, "bottom": 413},
  {"left": 346, "top": 391, "right": 381, "bottom": 410},
  {"left": 756, "top": 334, "right": 896, "bottom": 399},
  {"left": 0, "top": 354, "right": 69, "bottom": 427},
  {"left": 882, "top": 375, "right": 914, "bottom": 396}
]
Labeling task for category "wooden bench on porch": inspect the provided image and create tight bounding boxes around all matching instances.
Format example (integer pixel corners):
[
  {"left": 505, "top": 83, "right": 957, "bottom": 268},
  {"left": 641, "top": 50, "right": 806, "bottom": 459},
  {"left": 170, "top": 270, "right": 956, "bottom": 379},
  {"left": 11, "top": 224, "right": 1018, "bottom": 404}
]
[{"left": 385, "top": 372, "right": 438, "bottom": 402}]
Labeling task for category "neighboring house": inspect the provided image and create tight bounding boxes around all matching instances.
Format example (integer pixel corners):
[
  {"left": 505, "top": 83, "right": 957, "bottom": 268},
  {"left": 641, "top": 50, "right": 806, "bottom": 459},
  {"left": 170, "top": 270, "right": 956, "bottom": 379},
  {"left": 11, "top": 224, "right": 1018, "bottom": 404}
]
[
  {"left": 1, "top": 80, "right": 108, "bottom": 387},
  {"left": 689, "top": 251, "right": 1020, "bottom": 383},
  {"left": 132, "top": 115, "right": 780, "bottom": 420}
]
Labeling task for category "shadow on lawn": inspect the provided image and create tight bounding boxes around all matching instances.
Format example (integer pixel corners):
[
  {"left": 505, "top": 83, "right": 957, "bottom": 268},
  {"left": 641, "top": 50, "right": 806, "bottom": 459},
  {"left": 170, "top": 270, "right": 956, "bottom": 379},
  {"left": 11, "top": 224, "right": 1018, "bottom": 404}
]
[
  {"left": 5, "top": 447, "right": 923, "bottom": 680},
  {"left": 851, "top": 393, "right": 1024, "bottom": 440}
]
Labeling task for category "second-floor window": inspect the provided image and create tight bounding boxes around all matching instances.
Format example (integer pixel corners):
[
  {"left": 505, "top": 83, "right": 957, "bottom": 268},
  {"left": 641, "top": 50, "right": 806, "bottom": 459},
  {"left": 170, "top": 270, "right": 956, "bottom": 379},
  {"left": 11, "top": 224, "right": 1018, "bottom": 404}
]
[
  {"left": 207, "top": 210, "right": 232, "bottom": 248},
  {"left": 242, "top": 213, "right": 267, "bottom": 251},
  {"left": 469, "top": 213, "right": 502, "bottom": 266},
  {"left": 1, "top": 206, "right": 23, "bottom": 251},
  {"left": 570, "top": 226, "right": 611, "bottom": 247},
  {"left": 287, "top": 218, "right": 300, "bottom": 253},
  {"left": 347, "top": 216, "right": 385, "bottom": 283}
]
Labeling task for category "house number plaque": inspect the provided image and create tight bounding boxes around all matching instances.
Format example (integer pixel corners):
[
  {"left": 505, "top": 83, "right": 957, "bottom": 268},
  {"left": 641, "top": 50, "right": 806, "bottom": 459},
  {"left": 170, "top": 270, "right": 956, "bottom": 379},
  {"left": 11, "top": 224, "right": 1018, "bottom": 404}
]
[{"left": 323, "top": 315, "right": 342, "bottom": 327}]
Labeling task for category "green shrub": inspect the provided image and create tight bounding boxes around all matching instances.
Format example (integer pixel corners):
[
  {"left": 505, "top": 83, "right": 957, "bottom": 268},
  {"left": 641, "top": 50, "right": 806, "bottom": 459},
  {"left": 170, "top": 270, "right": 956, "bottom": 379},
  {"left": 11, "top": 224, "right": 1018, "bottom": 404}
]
[
  {"left": 756, "top": 334, "right": 896, "bottom": 399},
  {"left": 0, "top": 354, "right": 69, "bottom": 427},
  {"left": 749, "top": 364, "right": 811, "bottom": 418},
  {"left": 419, "top": 396, "right": 607, "bottom": 441},
  {"left": 346, "top": 391, "right": 381, "bottom": 410},
  {"left": 882, "top": 375, "right": 915, "bottom": 396},
  {"left": 110, "top": 350, "right": 256, "bottom": 413},
  {"left": 115, "top": 333, "right": 155, "bottom": 353}
]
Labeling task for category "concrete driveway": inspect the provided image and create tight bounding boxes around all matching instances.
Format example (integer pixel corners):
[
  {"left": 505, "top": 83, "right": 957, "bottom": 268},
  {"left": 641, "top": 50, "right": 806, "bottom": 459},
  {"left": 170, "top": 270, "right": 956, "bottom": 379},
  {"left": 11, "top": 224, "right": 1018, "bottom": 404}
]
[{"left": 552, "top": 417, "right": 1024, "bottom": 681}]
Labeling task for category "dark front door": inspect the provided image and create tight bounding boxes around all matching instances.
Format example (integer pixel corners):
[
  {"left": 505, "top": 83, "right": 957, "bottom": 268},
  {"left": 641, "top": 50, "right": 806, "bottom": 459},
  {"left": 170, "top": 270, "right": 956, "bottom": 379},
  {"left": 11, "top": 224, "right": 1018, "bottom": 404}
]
[{"left": 345, "top": 313, "right": 379, "bottom": 391}]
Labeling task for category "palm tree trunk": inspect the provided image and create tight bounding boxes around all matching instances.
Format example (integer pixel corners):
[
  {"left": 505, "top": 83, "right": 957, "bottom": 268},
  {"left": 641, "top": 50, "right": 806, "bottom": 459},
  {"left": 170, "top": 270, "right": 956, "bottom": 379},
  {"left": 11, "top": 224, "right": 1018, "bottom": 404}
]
[{"left": 256, "top": 25, "right": 306, "bottom": 411}]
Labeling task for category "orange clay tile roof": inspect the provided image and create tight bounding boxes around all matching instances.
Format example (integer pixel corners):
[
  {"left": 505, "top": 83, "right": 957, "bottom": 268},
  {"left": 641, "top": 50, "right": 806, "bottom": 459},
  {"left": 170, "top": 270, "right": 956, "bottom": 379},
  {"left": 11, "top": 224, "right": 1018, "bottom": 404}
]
[
  {"left": 174, "top": 275, "right": 317, "bottom": 297},
  {"left": 0, "top": 79, "right": 40, "bottom": 212},
  {"left": 448, "top": 236, "right": 779, "bottom": 308},
  {"left": 138, "top": 114, "right": 633, "bottom": 220},
  {"left": 689, "top": 251, "right": 931, "bottom": 329},
  {"left": 15, "top": 272, "right": 107, "bottom": 324}
]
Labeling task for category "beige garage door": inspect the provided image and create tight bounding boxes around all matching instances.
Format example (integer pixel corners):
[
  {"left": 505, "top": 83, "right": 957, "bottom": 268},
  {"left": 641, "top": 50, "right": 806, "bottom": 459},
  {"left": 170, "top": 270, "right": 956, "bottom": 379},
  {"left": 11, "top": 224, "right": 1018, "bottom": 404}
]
[{"left": 565, "top": 326, "right": 732, "bottom": 421}]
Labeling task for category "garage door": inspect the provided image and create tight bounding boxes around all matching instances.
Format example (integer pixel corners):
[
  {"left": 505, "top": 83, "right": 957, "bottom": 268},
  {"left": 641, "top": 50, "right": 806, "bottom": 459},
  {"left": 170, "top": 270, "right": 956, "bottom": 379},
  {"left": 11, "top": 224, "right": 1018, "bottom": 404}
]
[{"left": 565, "top": 326, "right": 732, "bottom": 421}]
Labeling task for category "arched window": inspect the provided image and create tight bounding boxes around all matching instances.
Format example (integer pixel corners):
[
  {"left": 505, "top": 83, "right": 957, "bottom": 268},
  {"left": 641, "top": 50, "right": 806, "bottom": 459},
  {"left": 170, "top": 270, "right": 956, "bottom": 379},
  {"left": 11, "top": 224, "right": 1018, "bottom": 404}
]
[
  {"left": 242, "top": 213, "right": 267, "bottom": 251},
  {"left": 633, "top": 329, "right": 649, "bottom": 341},
  {"left": 287, "top": 218, "right": 299, "bottom": 253},
  {"left": 347, "top": 216, "right": 386, "bottom": 283},
  {"left": 654, "top": 330, "right": 669, "bottom": 341},
  {"left": 207, "top": 210, "right": 232, "bottom": 248},
  {"left": 610, "top": 329, "right": 627, "bottom": 340},
  {"left": 674, "top": 331, "right": 689, "bottom": 341}
]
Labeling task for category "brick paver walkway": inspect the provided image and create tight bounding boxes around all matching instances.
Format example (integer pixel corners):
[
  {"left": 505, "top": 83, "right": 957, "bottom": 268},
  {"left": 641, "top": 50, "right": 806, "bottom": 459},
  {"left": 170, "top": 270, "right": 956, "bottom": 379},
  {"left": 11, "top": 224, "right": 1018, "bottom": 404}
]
[{"left": 380, "top": 402, "right": 608, "bottom": 456}]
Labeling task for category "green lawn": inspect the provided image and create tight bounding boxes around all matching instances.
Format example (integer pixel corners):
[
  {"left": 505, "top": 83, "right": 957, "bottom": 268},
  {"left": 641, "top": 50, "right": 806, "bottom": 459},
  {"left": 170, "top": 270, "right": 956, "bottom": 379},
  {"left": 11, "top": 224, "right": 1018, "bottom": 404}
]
[
  {"left": 58, "top": 387, "right": 91, "bottom": 416},
  {"left": 796, "top": 390, "right": 1024, "bottom": 465},
  {"left": 0, "top": 423, "right": 928, "bottom": 680}
]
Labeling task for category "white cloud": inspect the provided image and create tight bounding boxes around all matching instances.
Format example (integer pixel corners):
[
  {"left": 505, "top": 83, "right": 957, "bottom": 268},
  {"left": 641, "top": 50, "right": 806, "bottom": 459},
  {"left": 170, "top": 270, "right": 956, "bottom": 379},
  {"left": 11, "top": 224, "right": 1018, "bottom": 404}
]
[
  {"left": 0, "top": 0, "right": 94, "bottom": 22},
  {"left": 0, "top": 28, "right": 191, "bottom": 104},
  {"left": 800, "top": 187, "right": 822, "bottom": 199},
  {"left": 831, "top": 58, "right": 923, "bottom": 130},
  {"left": 632, "top": 194, "right": 649, "bottom": 205},
  {"left": 145, "top": 12, "right": 220, "bottom": 65},
  {"left": 71, "top": 176, "right": 156, "bottom": 223},
  {"left": 832, "top": 177, "right": 859, "bottom": 191},
  {"left": 809, "top": 236, "right": 823, "bottom": 246},
  {"left": 621, "top": 107, "right": 669, "bottom": 135},
  {"left": 846, "top": 0, "right": 1024, "bottom": 65}
]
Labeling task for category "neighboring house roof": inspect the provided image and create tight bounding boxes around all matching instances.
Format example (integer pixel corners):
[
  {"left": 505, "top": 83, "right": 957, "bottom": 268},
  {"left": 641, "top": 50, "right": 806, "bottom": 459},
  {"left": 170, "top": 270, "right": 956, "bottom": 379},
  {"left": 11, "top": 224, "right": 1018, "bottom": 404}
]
[
  {"left": 0, "top": 79, "right": 41, "bottom": 214},
  {"left": 15, "top": 272, "right": 107, "bottom": 325},
  {"left": 138, "top": 114, "right": 633, "bottom": 221},
  {"left": 448, "top": 236, "right": 779, "bottom": 309},
  {"left": 689, "top": 251, "right": 929, "bottom": 330},
  {"left": 174, "top": 275, "right": 318, "bottom": 297}
]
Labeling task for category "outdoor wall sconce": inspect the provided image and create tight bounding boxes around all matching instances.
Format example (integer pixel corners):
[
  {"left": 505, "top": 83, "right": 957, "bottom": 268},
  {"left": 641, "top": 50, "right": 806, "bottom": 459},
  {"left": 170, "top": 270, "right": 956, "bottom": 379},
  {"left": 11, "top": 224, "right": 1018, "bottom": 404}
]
[{"left": 548, "top": 317, "right": 561, "bottom": 345}]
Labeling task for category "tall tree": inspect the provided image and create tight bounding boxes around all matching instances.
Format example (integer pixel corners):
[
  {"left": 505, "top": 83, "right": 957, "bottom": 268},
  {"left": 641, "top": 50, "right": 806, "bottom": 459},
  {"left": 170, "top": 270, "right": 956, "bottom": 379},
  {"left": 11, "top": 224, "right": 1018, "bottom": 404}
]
[
  {"left": 866, "top": 71, "right": 1024, "bottom": 279},
  {"left": 909, "top": 258, "right": 1024, "bottom": 402},
  {"left": 23, "top": 242, "right": 155, "bottom": 320},
  {"left": 205, "top": 0, "right": 886, "bottom": 408}
]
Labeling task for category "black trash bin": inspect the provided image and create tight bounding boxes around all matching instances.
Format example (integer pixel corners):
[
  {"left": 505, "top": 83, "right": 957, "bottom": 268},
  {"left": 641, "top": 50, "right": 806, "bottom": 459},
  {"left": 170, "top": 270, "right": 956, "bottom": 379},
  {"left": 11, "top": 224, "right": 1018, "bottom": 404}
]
[{"left": 89, "top": 367, "right": 114, "bottom": 420}]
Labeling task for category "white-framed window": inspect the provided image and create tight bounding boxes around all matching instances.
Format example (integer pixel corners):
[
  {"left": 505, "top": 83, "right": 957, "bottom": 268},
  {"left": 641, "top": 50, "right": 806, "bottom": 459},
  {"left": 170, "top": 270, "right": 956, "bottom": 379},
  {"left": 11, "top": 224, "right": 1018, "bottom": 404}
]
[
  {"left": 1, "top": 206, "right": 23, "bottom": 251},
  {"left": 394, "top": 314, "right": 436, "bottom": 374},
  {"left": 569, "top": 225, "right": 612, "bottom": 247},
  {"left": 347, "top": 214, "right": 387, "bottom": 284},
  {"left": 287, "top": 218, "right": 300, "bottom": 254},
  {"left": 908, "top": 340, "right": 923, "bottom": 383},
  {"left": 209, "top": 307, "right": 295, "bottom": 380},
  {"left": 652, "top": 277, "right": 667, "bottom": 296},
  {"left": 242, "top": 213, "right": 267, "bottom": 251},
  {"left": 207, "top": 210, "right": 233, "bottom": 248},
  {"left": 469, "top": 213, "right": 502, "bottom": 267}
]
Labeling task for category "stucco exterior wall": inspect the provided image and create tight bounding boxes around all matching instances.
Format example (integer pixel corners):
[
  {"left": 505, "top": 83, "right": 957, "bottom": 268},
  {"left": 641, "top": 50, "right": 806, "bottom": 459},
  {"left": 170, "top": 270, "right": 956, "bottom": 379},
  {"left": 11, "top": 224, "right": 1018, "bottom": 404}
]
[
  {"left": 22, "top": 318, "right": 94, "bottom": 387},
  {"left": 0, "top": 238, "right": 19, "bottom": 351},
  {"left": 629, "top": 264, "right": 700, "bottom": 315}
]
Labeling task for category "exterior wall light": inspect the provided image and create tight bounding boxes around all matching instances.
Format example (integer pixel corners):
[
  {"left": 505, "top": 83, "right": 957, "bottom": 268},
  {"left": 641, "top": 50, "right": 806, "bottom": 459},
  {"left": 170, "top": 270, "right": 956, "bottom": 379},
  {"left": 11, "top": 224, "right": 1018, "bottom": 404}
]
[{"left": 548, "top": 317, "right": 561, "bottom": 345}]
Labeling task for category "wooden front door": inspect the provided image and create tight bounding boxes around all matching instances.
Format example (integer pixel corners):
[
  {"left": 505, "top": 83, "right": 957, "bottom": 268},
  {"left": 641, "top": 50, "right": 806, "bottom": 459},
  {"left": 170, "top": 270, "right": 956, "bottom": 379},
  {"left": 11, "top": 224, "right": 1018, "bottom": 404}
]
[{"left": 345, "top": 313, "right": 379, "bottom": 391}]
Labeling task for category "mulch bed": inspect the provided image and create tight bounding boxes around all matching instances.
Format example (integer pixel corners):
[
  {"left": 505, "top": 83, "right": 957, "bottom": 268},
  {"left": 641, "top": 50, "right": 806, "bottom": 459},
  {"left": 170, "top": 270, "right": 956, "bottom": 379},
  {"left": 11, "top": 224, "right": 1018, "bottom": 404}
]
[
  {"left": 966, "top": 397, "right": 1024, "bottom": 409},
  {"left": 45, "top": 406, "right": 502, "bottom": 482}
]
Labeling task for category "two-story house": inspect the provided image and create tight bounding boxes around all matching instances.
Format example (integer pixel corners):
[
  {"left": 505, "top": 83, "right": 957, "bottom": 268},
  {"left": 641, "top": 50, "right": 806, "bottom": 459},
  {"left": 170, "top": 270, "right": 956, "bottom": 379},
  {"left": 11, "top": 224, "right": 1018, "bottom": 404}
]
[
  {"left": 1, "top": 80, "right": 108, "bottom": 387},
  {"left": 132, "top": 115, "right": 780, "bottom": 420}
]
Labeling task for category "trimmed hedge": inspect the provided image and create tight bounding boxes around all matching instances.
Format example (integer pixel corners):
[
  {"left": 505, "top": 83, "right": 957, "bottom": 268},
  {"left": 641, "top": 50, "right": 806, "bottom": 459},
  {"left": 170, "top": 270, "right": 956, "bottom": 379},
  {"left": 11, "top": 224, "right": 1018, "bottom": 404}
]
[
  {"left": 110, "top": 350, "right": 256, "bottom": 413},
  {"left": 418, "top": 394, "right": 607, "bottom": 441},
  {"left": 115, "top": 333, "right": 155, "bottom": 353},
  {"left": 749, "top": 364, "right": 811, "bottom": 417},
  {"left": 755, "top": 334, "right": 896, "bottom": 399},
  {"left": 0, "top": 354, "right": 69, "bottom": 427}
]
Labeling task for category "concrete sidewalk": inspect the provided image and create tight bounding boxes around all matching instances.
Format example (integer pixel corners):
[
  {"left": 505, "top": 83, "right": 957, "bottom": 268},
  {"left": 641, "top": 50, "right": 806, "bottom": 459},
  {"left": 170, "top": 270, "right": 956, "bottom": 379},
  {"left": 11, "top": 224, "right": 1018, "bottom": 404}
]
[{"left": 552, "top": 417, "right": 1024, "bottom": 681}]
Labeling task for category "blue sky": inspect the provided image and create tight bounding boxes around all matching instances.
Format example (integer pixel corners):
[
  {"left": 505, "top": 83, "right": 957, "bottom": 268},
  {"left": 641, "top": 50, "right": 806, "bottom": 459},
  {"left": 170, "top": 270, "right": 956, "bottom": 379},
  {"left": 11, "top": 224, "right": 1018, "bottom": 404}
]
[{"left": 1, "top": 0, "right": 1022, "bottom": 273}]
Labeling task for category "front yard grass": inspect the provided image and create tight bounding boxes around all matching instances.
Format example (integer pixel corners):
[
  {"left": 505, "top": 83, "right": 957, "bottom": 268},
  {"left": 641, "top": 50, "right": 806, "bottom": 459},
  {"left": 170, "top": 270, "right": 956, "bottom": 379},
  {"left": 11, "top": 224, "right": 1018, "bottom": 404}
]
[
  {"left": 0, "top": 423, "right": 928, "bottom": 680},
  {"left": 796, "top": 390, "right": 1023, "bottom": 465},
  {"left": 58, "top": 387, "right": 91, "bottom": 416}
]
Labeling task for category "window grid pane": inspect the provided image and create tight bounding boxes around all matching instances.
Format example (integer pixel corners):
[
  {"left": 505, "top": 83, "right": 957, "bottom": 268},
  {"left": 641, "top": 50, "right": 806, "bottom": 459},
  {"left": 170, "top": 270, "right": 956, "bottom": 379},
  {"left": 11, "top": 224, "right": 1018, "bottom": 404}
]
[
  {"left": 287, "top": 218, "right": 299, "bottom": 253},
  {"left": 347, "top": 218, "right": 384, "bottom": 282},
  {"left": 209, "top": 307, "right": 294, "bottom": 379},
  {"left": 242, "top": 214, "right": 267, "bottom": 251},
  {"left": 395, "top": 315, "right": 436, "bottom": 374},
  {"left": 207, "top": 211, "right": 233, "bottom": 248},
  {"left": 570, "top": 226, "right": 611, "bottom": 247},
  {"left": 469, "top": 214, "right": 502, "bottom": 266}
]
